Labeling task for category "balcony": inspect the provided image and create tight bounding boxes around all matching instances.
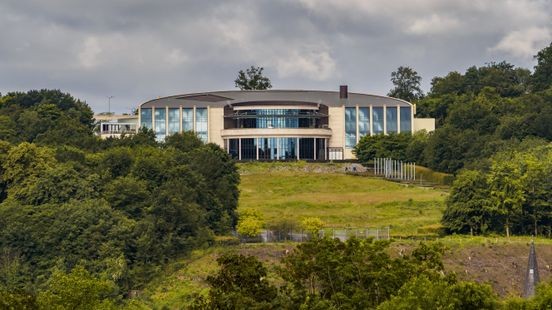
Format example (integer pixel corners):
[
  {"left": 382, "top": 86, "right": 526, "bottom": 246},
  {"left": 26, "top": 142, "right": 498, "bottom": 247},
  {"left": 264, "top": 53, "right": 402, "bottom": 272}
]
[{"left": 221, "top": 127, "right": 332, "bottom": 138}]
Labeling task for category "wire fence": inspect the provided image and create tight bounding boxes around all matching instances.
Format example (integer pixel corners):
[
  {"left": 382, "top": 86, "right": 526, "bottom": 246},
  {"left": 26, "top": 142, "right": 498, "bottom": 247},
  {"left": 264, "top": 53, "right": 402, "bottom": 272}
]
[{"left": 237, "top": 227, "right": 391, "bottom": 243}]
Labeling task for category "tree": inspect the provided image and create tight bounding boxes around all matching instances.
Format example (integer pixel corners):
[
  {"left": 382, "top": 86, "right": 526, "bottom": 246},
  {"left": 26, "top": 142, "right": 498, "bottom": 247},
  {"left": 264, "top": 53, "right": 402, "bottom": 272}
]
[
  {"left": 442, "top": 170, "right": 492, "bottom": 234},
  {"left": 487, "top": 152, "right": 526, "bottom": 238},
  {"left": 531, "top": 42, "right": 552, "bottom": 92},
  {"left": 37, "top": 265, "right": 117, "bottom": 309},
  {"left": 377, "top": 276, "right": 498, "bottom": 310},
  {"left": 388, "top": 66, "right": 423, "bottom": 102},
  {"left": 234, "top": 66, "right": 272, "bottom": 90},
  {"left": 203, "top": 254, "right": 277, "bottom": 309},
  {"left": 236, "top": 209, "right": 264, "bottom": 238}
]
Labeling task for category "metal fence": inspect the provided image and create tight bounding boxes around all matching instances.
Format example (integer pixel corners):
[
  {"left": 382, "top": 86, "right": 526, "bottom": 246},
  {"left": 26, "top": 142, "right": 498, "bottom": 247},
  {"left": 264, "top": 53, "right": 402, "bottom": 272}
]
[
  {"left": 238, "top": 227, "right": 391, "bottom": 243},
  {"left": 373, "top": 157, "right": 416, "bottom": 181}
]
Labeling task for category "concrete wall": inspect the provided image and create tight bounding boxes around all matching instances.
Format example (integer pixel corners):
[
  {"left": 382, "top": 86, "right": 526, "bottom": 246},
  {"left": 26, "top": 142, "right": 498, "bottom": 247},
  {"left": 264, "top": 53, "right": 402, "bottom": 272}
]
[
  {"left": 208, "top": 106, "right": 224, "bottom": 147},
  {"left": 413, "top": 118, "right": 435, "bottom": 132},
  {"left": 328, "top": 106, "right": 345, "bottom": 149}
]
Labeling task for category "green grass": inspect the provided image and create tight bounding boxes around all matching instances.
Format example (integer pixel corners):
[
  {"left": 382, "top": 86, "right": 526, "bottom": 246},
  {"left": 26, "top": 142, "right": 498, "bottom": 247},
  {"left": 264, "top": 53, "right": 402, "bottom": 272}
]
[{"left": 238, "top": 162, "right": 447, "bottom": 236}]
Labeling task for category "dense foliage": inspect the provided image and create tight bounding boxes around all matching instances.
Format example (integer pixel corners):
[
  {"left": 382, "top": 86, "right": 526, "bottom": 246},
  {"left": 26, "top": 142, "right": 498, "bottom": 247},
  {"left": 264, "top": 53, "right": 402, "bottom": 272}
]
[
  {"left": 195, "top": 237, "right": 505, "bottom": 309},
  {"left": 0, "top": 90, "right": 240, "bottom": 307},
  {"left": 355, "top": 44, "right": 552, "bottom": 174},
  {"left": 442, "top": 144, "right": 552, "bottom": 236}
]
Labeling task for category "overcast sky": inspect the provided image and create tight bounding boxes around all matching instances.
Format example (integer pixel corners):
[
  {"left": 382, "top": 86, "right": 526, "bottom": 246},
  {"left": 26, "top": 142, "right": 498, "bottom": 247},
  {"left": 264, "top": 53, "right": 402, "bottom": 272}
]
[{"left": 1, "top": 0, "right": 551, "bottom": 113}]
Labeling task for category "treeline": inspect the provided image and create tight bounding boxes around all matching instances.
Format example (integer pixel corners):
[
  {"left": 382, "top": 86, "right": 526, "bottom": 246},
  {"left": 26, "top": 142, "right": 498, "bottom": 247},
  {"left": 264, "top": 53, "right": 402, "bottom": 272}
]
[
  {"left": 355, "top": 43, "right": 552, "bottom": 174},
  {"left": 0, "top": 90, "right": 240, "bottom": 307},
  {"left": 192, "top": 237, "right": 552, "bottom": 309},
  {"left": 442, "top": 144, "right": 552, "bottom": 236}
]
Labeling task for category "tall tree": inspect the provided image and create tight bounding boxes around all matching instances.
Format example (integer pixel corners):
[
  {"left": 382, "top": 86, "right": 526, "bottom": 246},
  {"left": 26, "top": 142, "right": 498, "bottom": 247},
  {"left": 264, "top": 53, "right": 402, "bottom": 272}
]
[
  {"left": 388, "top": 66, "right": 423, "bottom": 102},
  {"left": 532, "top": 42, "right": 552, "bottom": 92},
  {"left": 234, "top": 66, "right": 272, "bottom": 90}
]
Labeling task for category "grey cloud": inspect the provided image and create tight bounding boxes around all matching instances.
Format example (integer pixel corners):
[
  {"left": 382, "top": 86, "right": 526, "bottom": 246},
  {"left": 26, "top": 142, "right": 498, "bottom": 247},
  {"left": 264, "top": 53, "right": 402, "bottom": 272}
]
[{"left": 0, "top": 0, "right": 551, "bottom": 113}]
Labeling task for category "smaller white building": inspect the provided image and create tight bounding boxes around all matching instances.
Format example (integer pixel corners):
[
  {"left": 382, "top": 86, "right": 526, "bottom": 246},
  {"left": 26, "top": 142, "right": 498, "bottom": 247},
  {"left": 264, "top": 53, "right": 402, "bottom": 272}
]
[{"left": 94, "top": 113, "right": 138, "bottom": 139}]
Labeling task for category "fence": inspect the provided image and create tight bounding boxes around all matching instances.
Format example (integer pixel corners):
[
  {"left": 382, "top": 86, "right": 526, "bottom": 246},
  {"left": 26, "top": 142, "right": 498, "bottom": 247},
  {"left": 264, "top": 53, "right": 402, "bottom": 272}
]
[
  {"left": 373, "top": 157, "right": 416, "bottom": 181},
  {"left": 238, "top": 227, "right": 391, "bottom": 243}
]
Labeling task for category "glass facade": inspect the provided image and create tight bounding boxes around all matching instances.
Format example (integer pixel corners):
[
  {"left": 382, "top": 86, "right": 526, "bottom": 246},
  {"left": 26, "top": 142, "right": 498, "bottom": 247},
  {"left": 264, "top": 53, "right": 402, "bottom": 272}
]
[
  {"left": 154, "top": 108, "right": 166, "bottom": 141},
  {"left": 140, "top": 108, "right": 152, "bottom": 129},
  {"left": 168, "top": 108, "right": 179, "bottom": 135},
  {"left": 400, "top": 107, "right": 412, "bottom": 133},
  {"left": 234, "top": 109, "right": 321, "bottom": 129},
  {"left": 372, "top": 107, "right": 384, "bottom": 135},
  {"left": 345, "top": 107, "right": 357, "bottom": 148},
  {"left": 195, "top": 108, "right": 208, "bottom": 143},
  {"left": 228, "top": 137, "right": 327, "bottom": 160},
  {"left": 182, "top": 108, "right": 193, "bottom": 131},
  {"left": 386, "top": 106, "right": 398, "bottom": 133},
  {"left": 359, "top": 107, "right": 370, "bottom": 137}
]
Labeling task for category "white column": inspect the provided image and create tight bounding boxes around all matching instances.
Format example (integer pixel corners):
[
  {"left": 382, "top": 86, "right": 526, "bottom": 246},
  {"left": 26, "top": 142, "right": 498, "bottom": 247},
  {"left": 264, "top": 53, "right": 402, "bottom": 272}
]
[
  {"left": 313, "top": 138, "right": 317, "bottom": 160},
  {"left": 256, "top": 138, "right": 260, "bottom": 160},
  {"left": 355, "top": 105, "right": 360, "bottom": 143},
  {"left": 165, "top": 106, "right": 169, "bottom": 137},
  {"left": 296, "top": 137, "right": 299, "bottom": 160},
  {"left": 206, "top": 106, "right": 210, "bottom": 143},
  {"left": 397, "top": 105, "right": 401, "bottom": 134},
  {"left": 383, "top": 106, "right": 387, "bottom": 135},
  {"left": 238, "top": 138, "right": 242, "bottom": 161},
  {"left": 179, "top": 106, "right": 183, "bottom": 133},
  {"left": 151, "top": 106, "right": 156, "bottom": 134},
  {"left": 193, "top": 106, "right": 197, "bottom": 132},
  {"left": 369, "top": 105, "right": 373, "bottom": 136},
  {"left": 324, "top": 138, "right": 328, "bottom": 160}
]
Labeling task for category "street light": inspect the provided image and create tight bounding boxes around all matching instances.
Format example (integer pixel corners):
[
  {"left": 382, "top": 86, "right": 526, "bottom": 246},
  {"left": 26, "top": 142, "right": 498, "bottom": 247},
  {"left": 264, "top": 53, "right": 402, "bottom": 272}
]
[{"left": 107, "top": 96, "right": 114, "bottom": 114}]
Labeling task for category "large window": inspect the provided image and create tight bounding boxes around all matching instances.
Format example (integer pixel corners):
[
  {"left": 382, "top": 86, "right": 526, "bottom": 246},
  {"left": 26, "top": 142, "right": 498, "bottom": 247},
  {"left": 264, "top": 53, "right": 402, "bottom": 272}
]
[
  {"left": 258, "top": 138, "right": 278, "bottom": 160},
  {"left": 234, "top": 109, "right": 321, "bottom": 129},
  {"left": 386, "top": 106, "right": 398, "bottom": 133},
  {"left": 241, "top": 138, "right": 257, "bottom": 160},
  {"left": 400, "top": 106, "right": 412, "bottom": 133},
  {"left": 154, "top": 108, "right": 166, "bottom": 141},
  {"left": 168, "top": 108, "right": 179, "bottom": 135},
  {"left": 359, "top": 107, "right": 370, "bottom": 137},
  {"left": 182, "top": 108, "right": 193, "bottom": 131},
  {"left": 345, "top": 107, "right": 357, "bottom": 148},
  {"left": 279, "top": 138, "right": 297, "bottom": 160},
  {"left": 195, "top": 108, "right": 208, "bottom": 143},
  {"left": 140, "top": 108, "right": 152, "bottom": 129},
  {"left": 372, "top": 107, "right": 384, "bottom": 135}
]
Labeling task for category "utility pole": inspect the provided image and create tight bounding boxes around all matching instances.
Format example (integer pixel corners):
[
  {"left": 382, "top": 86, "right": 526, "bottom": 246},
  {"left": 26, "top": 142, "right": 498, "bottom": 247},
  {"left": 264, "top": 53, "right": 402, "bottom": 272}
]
[{"left": 108, "top": 96, "right": 114, "bottom": 114}]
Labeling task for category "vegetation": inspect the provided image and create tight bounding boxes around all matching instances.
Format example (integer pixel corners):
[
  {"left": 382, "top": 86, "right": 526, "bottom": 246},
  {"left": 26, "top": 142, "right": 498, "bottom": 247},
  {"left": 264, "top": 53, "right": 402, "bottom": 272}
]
[
  {"left": 387, "top": 65, "right": 424, "bottom": 102},
  {"left": 191, "top": 237, "right": 506, "bottom": 309},
  {"left": 238, "top": 163, "right": 446, "bottom": 235},
  {"left": 0, "top": 91, "right": 240, "bottom": 307},
  {"left": 442, "top": 144, "right": 552, "bottom": 237},
  {"left": 234, "top": 65, "right": 272, "bottom": 90},
  {"left": 356, "top": 44, "right": 552, "bottom": 175}
]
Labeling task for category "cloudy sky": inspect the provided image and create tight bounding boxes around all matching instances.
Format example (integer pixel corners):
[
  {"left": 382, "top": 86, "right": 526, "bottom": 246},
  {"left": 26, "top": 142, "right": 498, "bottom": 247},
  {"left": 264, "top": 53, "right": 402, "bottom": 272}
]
[{"left": 1, "top": 0, "right": 551, "bottom": 113}]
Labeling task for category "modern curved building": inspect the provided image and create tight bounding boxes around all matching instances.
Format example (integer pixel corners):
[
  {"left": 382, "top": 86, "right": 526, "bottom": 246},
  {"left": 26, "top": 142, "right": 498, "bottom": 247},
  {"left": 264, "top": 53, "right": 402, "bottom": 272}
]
[{"left": 138, "top": 86, "right": 434, "bottom": 160}]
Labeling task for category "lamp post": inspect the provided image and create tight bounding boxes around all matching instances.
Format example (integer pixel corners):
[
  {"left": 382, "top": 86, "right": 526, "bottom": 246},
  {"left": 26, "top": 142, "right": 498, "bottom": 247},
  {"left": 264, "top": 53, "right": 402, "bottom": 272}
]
[{"left": 107, "top": 96, "right": 114, "bottom": 114}]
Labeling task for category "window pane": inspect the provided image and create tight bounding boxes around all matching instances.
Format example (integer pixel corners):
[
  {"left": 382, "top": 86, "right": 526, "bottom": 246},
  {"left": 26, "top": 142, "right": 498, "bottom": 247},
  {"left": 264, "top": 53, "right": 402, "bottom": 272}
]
[
  {"left": 140, "top": 108, "right": 152, "bottom": 129},
  {"left": 345, "top": 107, "right": 356, "bottom": 148},
  {"left": 154, "top": 108, "right": 166, "bottom": 141},
  {"left": 168, "top": 108, "right": 179, "bottom": 135},
  {"left": 400, "top": 107, "right": 412, "bottom": 133},
  {"left": 182, "top": 108, "right": 193, "bottom": 131},
  {"left": 359, "top": 107, "right": 370, "bottom": 137},
  {"left": 195, "top": 108, "right": 208, "bottom": 143},
  {"left": 386, "top": 106, "right": 398, "bottom": 133},
  {"left": 372, "top": 107, "right": 384, "bottom": 134}
]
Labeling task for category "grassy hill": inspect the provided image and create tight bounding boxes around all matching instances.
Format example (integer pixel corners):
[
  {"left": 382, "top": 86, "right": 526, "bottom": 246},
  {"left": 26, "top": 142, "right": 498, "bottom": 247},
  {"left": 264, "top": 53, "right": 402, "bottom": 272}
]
[{"left": 238, "top": 161, "right": 447, "bottom": 236}]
